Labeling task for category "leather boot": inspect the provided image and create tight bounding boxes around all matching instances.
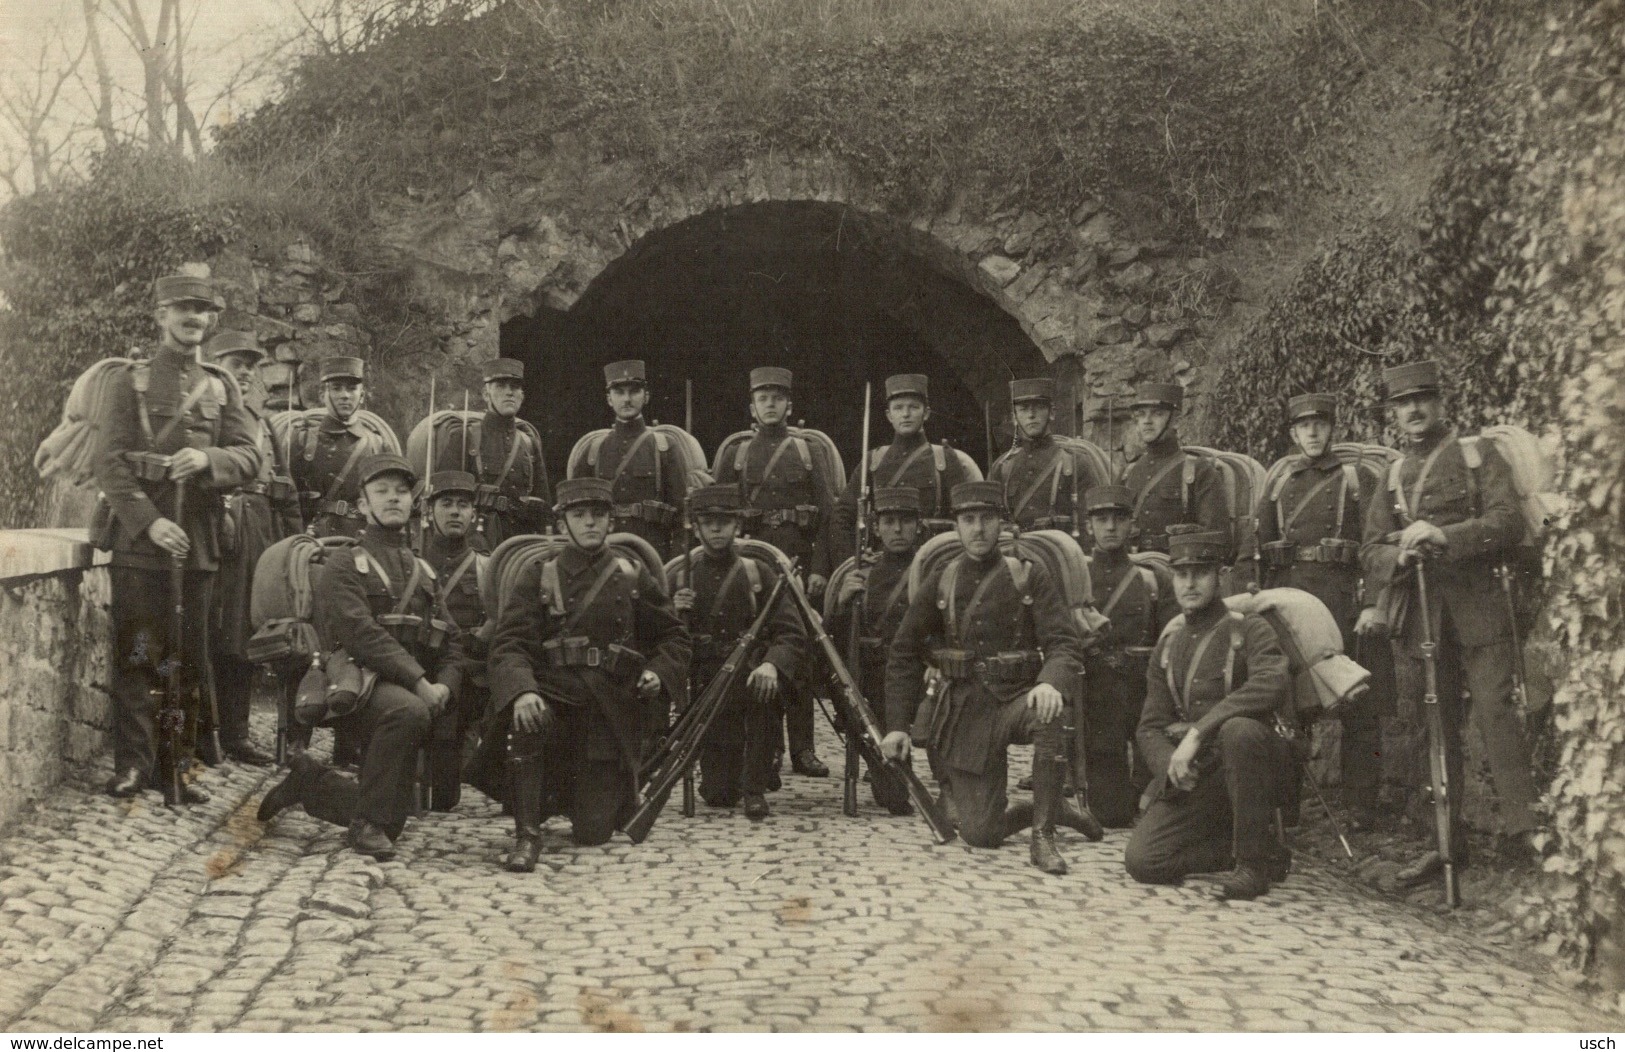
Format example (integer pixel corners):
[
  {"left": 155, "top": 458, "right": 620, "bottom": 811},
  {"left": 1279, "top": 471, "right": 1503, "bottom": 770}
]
[
  {"left": 258, "top": 753, "right": 316, "bottom": 822},
  {"left": 1058, "top": 799, "right": 1105, "bottom": 842},
  {"left": 1217, "top": 861, "right": 1271, "bottom": 900},
  {"left": 1029, "top": 726, "right": 1069, "bottom": 876},
  {"left": 1000, "top": 800, "right": 1034, "bottom": 839},
  {"left": 504, "top": 753, "right": 545, "bottom": 874}
]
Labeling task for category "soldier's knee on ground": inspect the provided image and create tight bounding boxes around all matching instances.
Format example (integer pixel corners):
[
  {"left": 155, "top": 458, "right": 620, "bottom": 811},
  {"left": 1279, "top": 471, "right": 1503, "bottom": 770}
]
[
  {"left": 571, "top": 816, "right": 617, "bottom": 847},
  {"left": 959, "top": 813, "right": 1005, "bottom": 849},
  {"left": 1123, "top": 830, "right": 1182, "bottom": 886}
]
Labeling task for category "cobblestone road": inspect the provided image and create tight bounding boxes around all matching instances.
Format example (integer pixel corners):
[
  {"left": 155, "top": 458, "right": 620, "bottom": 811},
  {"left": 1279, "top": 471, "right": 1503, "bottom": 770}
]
[{"left": 0, "top": 705, "right": 1617, "bottom": 1033}]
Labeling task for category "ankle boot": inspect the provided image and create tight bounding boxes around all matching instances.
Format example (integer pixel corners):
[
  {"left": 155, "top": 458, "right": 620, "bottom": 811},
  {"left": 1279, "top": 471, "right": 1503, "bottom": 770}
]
[
  {"left": 1001, "top": 800, "right": 1034, "bottom": 839},
  {"left": 505, "top": 753, "right": 545, "bottom": 874}
]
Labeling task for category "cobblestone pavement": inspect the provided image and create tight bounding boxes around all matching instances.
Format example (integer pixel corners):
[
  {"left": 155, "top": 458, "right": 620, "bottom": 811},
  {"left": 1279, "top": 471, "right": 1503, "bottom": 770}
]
[{"left": 0, "top": 703, "right": 1618, "bottom": 1033}]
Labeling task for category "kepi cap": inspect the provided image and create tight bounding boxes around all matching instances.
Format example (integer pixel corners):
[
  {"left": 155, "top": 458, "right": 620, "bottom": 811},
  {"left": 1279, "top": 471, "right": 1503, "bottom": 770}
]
[
  {"left": 1083, "top": 484, "right": 1135, "bottom": 515},
  {"left": 205, "top": 331, "right": 264, "bottom": 363},
  {"left": 484, "top": 359, "right": 524, "bottom": 383},
  {"left": 872, "top": 487, "right": 922, "bottom": 517},
  {"left": 1009, "top": 378, "right": 1056, "bottom": 404},
  {"left": 1383, "top": 360, "right": 1442, "bottom": 402},
  {"left": 319, "top": 356, "right": 365, "bottom": 382},
  {"left": 154, "top": 274, "right": 222, "bottom": 309},
  {"left": 1168, "top": 530, "right": 1229, "bottom": 567},
  {"left": 1129, "top": 382, "right": 1183, "bottom": 412},
  {"left": 427, "top": 470, "right": 477, "bottom": 499},
  {"left": 950, "top": 481, "right": 1006, "bottom": 516},
  {"left": 358, "top": 453, "right": 418, "bottom": 490},
  {"left": 1287, "top": 393, "right": 1337, "bottom": 422},
  {"left": 688, "top": 485, "right": 745, "bottom": 517},
  {"left": 884, "top": 374, "right": 929, "bottom": 403},
  {"left": 750, "top": 367, "right": 793, "bottom": 393},
  {"left": 556, "top": 477, "right": 614, "bottom": 511},
  {"left": 604, "top": 360, "right": 646, "bottom": 388}
]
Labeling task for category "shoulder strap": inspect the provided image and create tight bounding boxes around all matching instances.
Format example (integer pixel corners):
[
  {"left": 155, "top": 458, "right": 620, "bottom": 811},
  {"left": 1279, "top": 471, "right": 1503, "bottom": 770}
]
[
  {"left": 1400, "top": 439, "right": 1454, "bottom": 526},
  {"left": 491, "top": 427, "right": 525, "bottom": 490},
  {"left": 938, "top": 559, "right": 962, "bottom": 646},
  {"left": 610, "top": 428, "right": 658, "bottom": 487},
  {"left": 1282, "top": 471, "right": 1343, "bottom": 537},
  {"left": 1459, "top": 436, "right": 1482, "bottom": 517},
  {"left": 540, "top": 558, "right": 563, "bottom": 615},
  {"left": 1005, "top": 555, "right": 1031, "bottom": 599},
  {"left": 749, "top": 436, "right": 800, "bottom": 504},
  {"left": 586, "top": 431, "right": 607, "bottom": 470},
  {"left": 1010, "top": 445, "right": 1066, "bottom": 520},
  {"left": 322, "top": 433, "right": 373, "bottom": 505},
  {"left": 1387, "top": 458, "right": 1406, "bottom": 520},
  {"left": 556, "top": 556, "right": 626, "bottom": 637},
  {"left": 715, "top": 557, "right": 762, "bottom": 619},
  {"left": 1181, "top": 455, "right": 1197, "bottom": 518},
  {"left": 152, "top": 375, "right": 215, "bottom": 448},
  {"left": 879, "top": 566, "right": 913, "bottom": 624},
  {"left": 792, "top": 436, "right": 812, "bottom": 471},
  {"left": 1100, "top": 565, "right": 1142, "bottom": 621},
  {"left": 1335, "top": 462, "right": 1360, "bottom": 536},
  {"left": 1133, "top": 456, "right": 1187, "bottom": 518},
  {"left": 1176, "top": 617, "right": 1232, "bottom": 718},
  {"left": 439, "top": 548, "right": 479, "bottom": 613},
  {"left": 1223, "top": 613, "right": 1246, "bottom": 696},
  {"left": 303, "top": 419, "right": 319, "bottom": 463}
]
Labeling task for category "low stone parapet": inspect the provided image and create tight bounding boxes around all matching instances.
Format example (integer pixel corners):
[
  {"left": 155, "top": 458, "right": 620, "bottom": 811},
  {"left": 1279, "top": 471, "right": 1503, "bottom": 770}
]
[{"left": 0, "top": 529, "right": 111, "bottom": 831}]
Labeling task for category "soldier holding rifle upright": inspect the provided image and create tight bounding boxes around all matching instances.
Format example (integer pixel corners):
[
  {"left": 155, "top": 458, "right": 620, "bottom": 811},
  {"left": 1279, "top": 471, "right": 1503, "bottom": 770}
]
[
  {"left": 1361, "top": 360, "right": 1537, "bottom": 893},
  {"left": 882, "top": 481, "right": 1088, "bottom": 875},
  {"left": 96, "top": 274, "right": 261, "bottom": 802}
]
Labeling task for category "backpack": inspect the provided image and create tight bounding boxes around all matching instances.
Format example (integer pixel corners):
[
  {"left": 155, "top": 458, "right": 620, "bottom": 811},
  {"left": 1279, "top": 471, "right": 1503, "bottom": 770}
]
[
  {"left": 245, "top": 534, "right": 358, "bottom": 663},
  {"left": 867, "top": 441, "right": 985, "bottom": 514},
  {"left": 272, "top": 408, "right": 402, "bottom": 466},
  {"left": 1183, "top": 445, "right": 1267, "bottom": 557},
  {"left": 35, "top": 356, "right": 140, "bottom": 488},
  {"left": 1258, "top": 442, "right": 1397, "bottom": 540},
  {"left": 713, "top": 426, "right": 845, "bottom": 503},
  {"left": 1221, "top": 586, "right": 1369, "bottom": 723},
  {"left": 907, "top": 528, "right": 1103, "bottom": 640},
  {"left": 482, "top": 531, "right": 670, "bottom": 623},
  {"left": 1463, "top": 425, "right": 1560, "bottom": 550},
  {"left": 665, "top": 547, "right": 766, "bottom": 618}
]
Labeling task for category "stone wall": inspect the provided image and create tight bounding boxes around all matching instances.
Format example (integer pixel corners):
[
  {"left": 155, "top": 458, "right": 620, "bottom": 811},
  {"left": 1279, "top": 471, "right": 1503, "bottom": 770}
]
[{"left": 0, "top": 530, "right": 112, "bottom": 831}]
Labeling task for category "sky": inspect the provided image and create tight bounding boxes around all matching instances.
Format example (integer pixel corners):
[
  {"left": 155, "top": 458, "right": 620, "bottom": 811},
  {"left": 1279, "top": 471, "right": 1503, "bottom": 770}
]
[{"left": 0, "top": 0, "right": 304, "bottom": 180}]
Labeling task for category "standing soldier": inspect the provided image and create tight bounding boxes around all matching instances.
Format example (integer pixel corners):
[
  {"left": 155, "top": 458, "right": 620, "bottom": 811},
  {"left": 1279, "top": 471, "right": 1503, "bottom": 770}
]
[
  {"left": 1255, "top": 393, "right": 1386, "bottom": 825},
  {"left": 1125, "top": 531, "right": 1293, "bottom": 900},
  {"left": 207, "top": 330, "right": 294, "bottom": 767},
  {"left": 831, "top": 374, "right": 978, "bottom": 564},
  {"left": 1081, "top": 484, "right": 1178, "bottom": 827},
  {"left": 488, "top": 477, "right": 690, "bottom": 872},
  {"left": 292, "top": 356, "right": 386, "bottom": 539},
  {"left": 97, "top": 274, "right": 261, "bottom": 801},
  {"left": 1361, "top": 360, "right": 1537, "bottom": 886},
  {"left": 570, "top": 360, "right": 687, "bottom": 557},
  {"left": 256, "top": 454, "right": 456, "bottom": 860},
  {"left": 881, "top": 481, "right": 1089, "bottom": 875},
  {"left": 1122, "top": 382, "right": 1230, "bottom": 555},
  {"left": 714, "top": 367, "right": 835, "bottom": 779},
  {"left": 988, "top": 378, "right": 1109, "bottom": 534},
  {"left": 828, "top": 486, "right": 927, "bottom": 815},
  {"left": 471, "top": 358, "right": 551, "bottom": 548},
  {"left": 420, "top": 470, "right": 490, "bottom": 811},
  {"left": 670, "top": 485, "right": 806, "bottom": 820}
]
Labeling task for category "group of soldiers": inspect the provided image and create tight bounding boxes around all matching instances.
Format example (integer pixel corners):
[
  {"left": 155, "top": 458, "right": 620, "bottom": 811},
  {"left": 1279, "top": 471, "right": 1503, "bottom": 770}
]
[{"left": 89, "top": 272, "right": 1538, "bottom": 903}]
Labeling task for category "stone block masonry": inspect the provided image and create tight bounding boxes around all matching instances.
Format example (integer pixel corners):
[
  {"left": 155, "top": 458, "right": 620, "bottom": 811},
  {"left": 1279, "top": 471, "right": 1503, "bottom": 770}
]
[{"left": 0, "top": 529, "right": 112, "bottom": 832}]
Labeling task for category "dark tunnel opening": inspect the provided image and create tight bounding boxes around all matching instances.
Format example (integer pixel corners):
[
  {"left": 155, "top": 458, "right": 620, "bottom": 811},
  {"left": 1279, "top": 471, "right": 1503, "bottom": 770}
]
[{"left": 500, "top": 201, "right": 1051, "bottom": 483}]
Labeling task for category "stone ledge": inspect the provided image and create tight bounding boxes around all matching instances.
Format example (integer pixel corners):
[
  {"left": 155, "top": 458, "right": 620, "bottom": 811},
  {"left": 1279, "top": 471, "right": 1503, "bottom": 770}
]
[{"left": 0, "top": 529, "right": 106, "bottom": 584}]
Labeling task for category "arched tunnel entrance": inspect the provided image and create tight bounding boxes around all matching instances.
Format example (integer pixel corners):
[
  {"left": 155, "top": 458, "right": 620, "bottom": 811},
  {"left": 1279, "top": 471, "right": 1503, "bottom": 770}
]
[{"left": 501, "top": 201, "right": 1051, "bottom": 481}]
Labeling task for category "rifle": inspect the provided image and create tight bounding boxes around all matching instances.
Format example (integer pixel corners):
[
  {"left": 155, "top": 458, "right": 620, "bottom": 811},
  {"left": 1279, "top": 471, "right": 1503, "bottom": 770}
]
[
  {"left": 627, "top": 570, "right": 792, "bottom": 843},
  {"left": 984, "top": 400, "right": 994, "bottom": 470},
  {"left": 158, "top": 478, "right": 190, "bottom": 806},
  {"left": 768, "top": 551, "right": 957, "bottom": 844},
  {"left": 1494, "top": 562, "right": 1529, "bottom": 711},
  {"left": 843, "top": 381, "right": 873, "bottom": 817},
  {"left": 418, "top": 376, "right": 437, "bottom": 556},
  {"left": 679, "top": 512, "right": 697, "bottom": 818},
  {"left": 1273, "top": 714, "right": 1355, "bottom": 860},
  {"left": 1415, "top": 559, "right": 1460, "bottom": 907}
]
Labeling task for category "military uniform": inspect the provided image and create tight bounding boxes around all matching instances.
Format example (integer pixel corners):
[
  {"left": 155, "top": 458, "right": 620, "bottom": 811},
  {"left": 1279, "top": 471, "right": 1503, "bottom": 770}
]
[
  {"left": 672, "top": 486, "right": 806, "bottom": 809},
  {"left": 470, "top": 358, "right": 552, "bottom": 548},
  {"left": 1122, "top": 382, "right": 1230, "bottom": 555},
  {"left": 886, "top": 481, "right": 1086, "bottom": 873},
  {"left": 1361, "top": 361, "right": 1536, "bottom": 843},
  {"left": 95, "top": 275, "right": 261, "bottom": 800},
  {"left": 989, "top": 377, "right": 1110, "bottom": 535},
  {"left": 831, "top": 374, "right": 976, "bottom": 564},
  {"left": 421, "top": 471, "right": 491, "bottom": 811},
  {"left": 1081, "top": 485, "right": 1178, "bottom": 827},
  {"left": 573, "top": 360, "right": 687, "bottom": 557},
  {"left": 291, "top": 356, "right": 386, "bottom": 538},
  {"left": 207, "top": 331, "right": 296, "bottom": 766},
  {"left": 827, "top": 487, "right": 926, "bottom": 814},
  {"left": 1125, "top": 532, "right": 1293, "bottom": 897},
  {"left": 257, "top": 454, "right": 459, "bottom": 860},
  {"left": 713, "top": 367, "right": 835, "bottom": 776},
  {"left": 488, "top": 478, "right": 690, "bottom": 870},
  {"left": 1255, "top": 393, "right": 1387, "bottom": 814}
]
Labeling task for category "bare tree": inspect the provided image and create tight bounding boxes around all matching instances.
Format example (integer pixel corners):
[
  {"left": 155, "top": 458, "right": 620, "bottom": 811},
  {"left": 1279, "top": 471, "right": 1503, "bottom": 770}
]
[
  {"left": 80, "top": 0, "right": 119, "bottom": 151},
  {"left": 0, "top": 32, "right": 92, "bottom": 194}
]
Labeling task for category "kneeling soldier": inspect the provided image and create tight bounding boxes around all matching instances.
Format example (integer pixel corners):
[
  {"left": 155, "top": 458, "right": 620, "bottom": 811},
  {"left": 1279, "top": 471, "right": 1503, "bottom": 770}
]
[
  {"left": 488, "top": 477, "right": 690, "bottom": 872},
  {"left": 1125, "top": 531, "right": 1293, "bottom": 900},
  {"left": 828, "top": 486, "right": 928, "bottom": 815},
  {"left": 671, "top": 485, "right": 806, "bottom": 819},
  {"left": 422, "top": 470, "right": 490, "bottom": 811},
  {"left": 882, "top": 481, "right": 1088, "bottom": 875},
  {"left": 257, "top": 454, "right": 456, "bottom": 861}
]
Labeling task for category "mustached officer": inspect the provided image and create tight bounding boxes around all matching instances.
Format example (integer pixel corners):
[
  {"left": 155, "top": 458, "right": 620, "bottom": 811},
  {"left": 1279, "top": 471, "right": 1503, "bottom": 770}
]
[{"left": 97, "top": 274, "right": 261, "bottom": 802}]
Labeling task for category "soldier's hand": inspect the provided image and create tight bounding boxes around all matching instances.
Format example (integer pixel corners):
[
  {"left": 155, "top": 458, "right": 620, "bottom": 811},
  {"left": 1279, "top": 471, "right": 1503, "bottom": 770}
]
[
  {"left": 1026, "top": 682, "right": 1064, "bottom": 723},
  {"left": 806, "top": 574, "right": 828, "bottom": 601},
  {"left": 1354, "top": 607, "right": 1388, "bottom": 637},
  {"left": 513, "top": 692, "right": 552, "bottom": 734},
  {"left": 145, "top": 517, "right": 190, "bottom": 557},
  {"left": 672, "top": 587, "right": 696, "bottom": 614},
  {"left": 1399, "top": 519, "right": 1447, "bottom": 554},
  {"left": 1164, "top": 721, "right": 1193, "bottom": 742},
  {"left": 1168, "top": 728, "right": 1201, "bottom": 791},
  {"left": 637, "top": 670, "right": 662, "bottom": 698},
  {"left": 880, "top": 731, "right": 911, "bottom": 763},
  {"left": 415, "top": 680, "right": 451, "bottom": 714},
  {"left": 748, "top": 661, "right": 780, "bottom": 704},
  {"left": 838, "top": 568, "right": 868, "bottom": 605},
  {"left": 168, "top": 447, "right": 210, "bottom": 480}
]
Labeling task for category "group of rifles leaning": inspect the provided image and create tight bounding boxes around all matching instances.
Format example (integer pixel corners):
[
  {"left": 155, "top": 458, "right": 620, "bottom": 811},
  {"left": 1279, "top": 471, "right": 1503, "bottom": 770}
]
[{"left": 87, "top": 272, "right": 1537, "bottom": 904}]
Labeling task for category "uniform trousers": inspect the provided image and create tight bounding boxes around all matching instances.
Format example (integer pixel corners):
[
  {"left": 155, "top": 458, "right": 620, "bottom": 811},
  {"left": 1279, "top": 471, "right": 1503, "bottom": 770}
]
[
  {"left": 1125, "top": 717, "right": 1293, "bottom": 884},
  {"left": 296, "top": 682, "right": 432, "bottom": 836},
  {"left": 1084, "top": 659, "right": 1153, "bottom": 828},
  {"left": 213, "top": 653, "right": 258, "bottom": 747},
  {"left": 510, "top": 700, "right": 634, "bottom": 847},
  {"left": 698, "top": 677, "right": 778, "bottom": 806},
  {"left": 947, "top": 702, "right": 1068, "bottom": 849},
  {"left": 110, "top": 566, "right": 213, "bottom": 779}
]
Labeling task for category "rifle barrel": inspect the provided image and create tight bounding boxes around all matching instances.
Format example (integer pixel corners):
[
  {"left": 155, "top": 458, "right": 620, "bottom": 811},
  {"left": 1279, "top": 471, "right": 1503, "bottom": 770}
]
[{"left": 1415, "top": 560, "right": 1460, "bottom": 907}]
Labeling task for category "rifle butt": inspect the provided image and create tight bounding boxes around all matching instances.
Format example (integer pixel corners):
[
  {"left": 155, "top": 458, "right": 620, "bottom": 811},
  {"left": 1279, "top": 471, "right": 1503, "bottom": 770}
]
[{"left": 681, "top": 772, "right": 696, "bottom": 818}]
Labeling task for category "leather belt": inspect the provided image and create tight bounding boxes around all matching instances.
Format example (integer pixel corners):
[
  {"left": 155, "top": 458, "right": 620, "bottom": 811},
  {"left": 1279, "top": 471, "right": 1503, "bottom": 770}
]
[
  {"left": 240, "top": 481, "right": 270, "bottom": 495},
  {"left": 317, "top": 499, "right": 361, "bottom": 518}
]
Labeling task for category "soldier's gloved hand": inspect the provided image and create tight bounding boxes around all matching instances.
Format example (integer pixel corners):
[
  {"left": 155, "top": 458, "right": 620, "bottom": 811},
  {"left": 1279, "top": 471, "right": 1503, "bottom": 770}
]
[
  {"left": 672, "top": 587, "right": 696, "bottom": 614},
  {"left": 637, "top": 670, "right": 662, "bottom": 699},
  {"left": 168, "top": 447, "right": 210, "bottom": 481},
  {"left": 513, "top": 692, "right": 553, "bottom": 734},
  {"left": 748, "top": 661, "right": 780, "bottom": 704},
  {"left": 1354, "top": 607, "right": 1388, "bottom": 637},
  {"left": 1168, "top": 727, "right": 1201, "bottom": 791},
  {"left": 1026, "top": 682, "right": 1064, "bottom": 723},
  {"left": 838, "top": 568, "right": 868, "bottom": 606},
  {"left": 806, "top": 574, "right": 828, "bottom": 602},
  {"left": 145, "top": 517, "right": 191, "bottom": 557},
  {"left": 879, "top": 731, "right": 911, "bottom": 763}
]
